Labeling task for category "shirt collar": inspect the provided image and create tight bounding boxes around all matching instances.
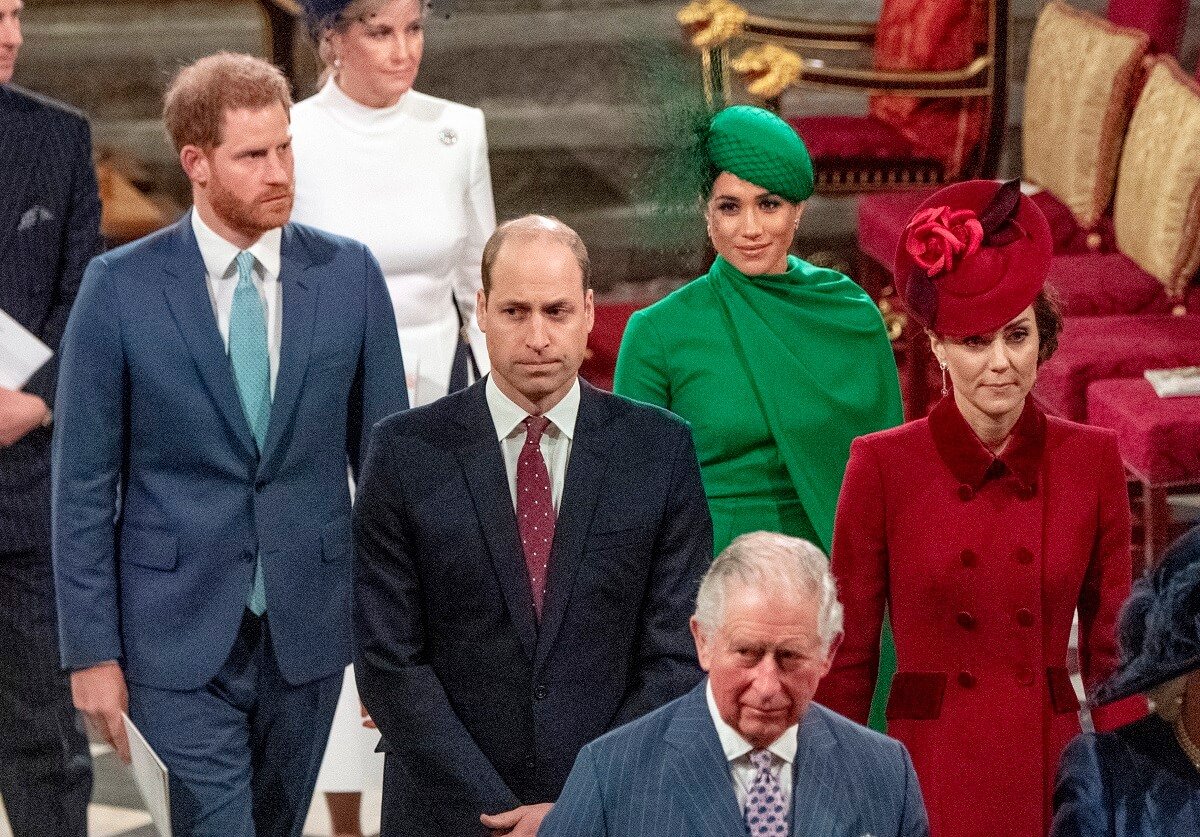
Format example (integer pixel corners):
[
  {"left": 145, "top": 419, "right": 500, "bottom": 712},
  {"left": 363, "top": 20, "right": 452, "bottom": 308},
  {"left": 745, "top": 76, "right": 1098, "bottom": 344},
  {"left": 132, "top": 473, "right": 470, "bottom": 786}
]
[
  {"left": 191, "top": 207, "right": 282, "bottom": 282},
  {"left": 705, "top": 679, "right": 798, "bottom": 767},
  {"left": 485, "top": 375, "right": 580, "bottom": 442},
  {"left": 929, "top": 394, "right": 1046, "bottom": 492}
]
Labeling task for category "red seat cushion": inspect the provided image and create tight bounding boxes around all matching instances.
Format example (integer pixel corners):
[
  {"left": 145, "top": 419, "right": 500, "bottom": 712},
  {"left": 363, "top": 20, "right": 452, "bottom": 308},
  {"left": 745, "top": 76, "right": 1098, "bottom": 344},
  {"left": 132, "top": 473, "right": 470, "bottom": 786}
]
[
  {"left": 1034, "top": 314, "right": 1200, "bottom": 420},
  {"left": 856, "top": 188, "right": 939, "bottom": 271},
  {"left": 791, "top": 116, "right": 932, "bottom": 165},
  {"left": 579, "top": 301, "right": 648, "bottom": 391},
  {"left": 1088, "top": 377, "right": 1200, "bottom": 484},
  {"left": 1047, "top": 252, "right": 1179, "bottom": 316}
]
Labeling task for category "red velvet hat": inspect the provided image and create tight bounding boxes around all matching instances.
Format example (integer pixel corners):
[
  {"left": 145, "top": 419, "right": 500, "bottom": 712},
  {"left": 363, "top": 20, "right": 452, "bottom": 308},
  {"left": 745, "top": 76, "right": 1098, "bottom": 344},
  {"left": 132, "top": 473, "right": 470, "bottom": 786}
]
[{"left": 894, "top": 180, "right": 1053, "bottom": 337}]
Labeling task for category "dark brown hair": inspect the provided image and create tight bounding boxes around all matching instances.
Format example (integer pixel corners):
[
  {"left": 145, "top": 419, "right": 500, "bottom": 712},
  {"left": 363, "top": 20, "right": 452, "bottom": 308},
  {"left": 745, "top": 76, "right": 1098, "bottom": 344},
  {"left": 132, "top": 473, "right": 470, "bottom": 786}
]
[
  {"left": 163, "top": 53, "right": 292, "bottom": 152},
  {"left": 481, "top": 215, "right": 591, "bottom": 296},
  {"left": 1034, "top": 286, "right": 1063, "bottom": 363}
]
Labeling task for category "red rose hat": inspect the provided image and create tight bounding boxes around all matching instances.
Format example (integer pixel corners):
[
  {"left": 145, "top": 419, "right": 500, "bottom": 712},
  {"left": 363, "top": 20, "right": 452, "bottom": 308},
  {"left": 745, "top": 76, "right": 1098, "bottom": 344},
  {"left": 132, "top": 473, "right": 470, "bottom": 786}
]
[{"left": 894, "top": 179, "right": 1053, "bottom": 337}]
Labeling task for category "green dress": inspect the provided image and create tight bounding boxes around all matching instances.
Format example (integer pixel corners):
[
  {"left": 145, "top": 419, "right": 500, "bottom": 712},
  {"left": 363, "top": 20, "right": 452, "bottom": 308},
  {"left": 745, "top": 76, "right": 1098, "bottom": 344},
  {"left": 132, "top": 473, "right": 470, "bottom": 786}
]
[{"left": 614, "top": 254, "right": 903, "bottom": 728}]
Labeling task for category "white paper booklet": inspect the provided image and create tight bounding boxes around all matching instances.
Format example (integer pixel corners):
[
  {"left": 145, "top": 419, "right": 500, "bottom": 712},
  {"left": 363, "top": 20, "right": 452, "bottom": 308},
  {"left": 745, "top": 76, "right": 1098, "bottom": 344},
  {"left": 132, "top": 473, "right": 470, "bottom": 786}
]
[
  {"left": 0, "top": 308, "right": 52, "bottom": 390},
  {"left": 1145, "top": 366, "right": 1200, "bottom": 398},
  {"left": 122, "top": 713, "right": 173, "bottom": 837}
]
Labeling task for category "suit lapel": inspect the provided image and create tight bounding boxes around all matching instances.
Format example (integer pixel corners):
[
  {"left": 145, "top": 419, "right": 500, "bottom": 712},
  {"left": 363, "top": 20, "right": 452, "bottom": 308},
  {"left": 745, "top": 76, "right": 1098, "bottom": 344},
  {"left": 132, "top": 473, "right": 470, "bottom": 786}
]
[
  {"left": 790, "top": 707, "right": 853, "bottom": 837},
  {"left": 534, "top": 382, "right": 615, "bottom": 670},
  {"left": 664, "top": 684, "right": 746, "bottom": 837},
  {"left": 160, "top": 219, "right": 258, "bottom": 460},
  {"left": 455, "top": 383, "right": 538, "bottom": 662},
  {"left": 258, "top": 225, "right": 318, "bottom": 477},
  {"left": 0, "top": 90, "right": 44, "bottom": 262}
]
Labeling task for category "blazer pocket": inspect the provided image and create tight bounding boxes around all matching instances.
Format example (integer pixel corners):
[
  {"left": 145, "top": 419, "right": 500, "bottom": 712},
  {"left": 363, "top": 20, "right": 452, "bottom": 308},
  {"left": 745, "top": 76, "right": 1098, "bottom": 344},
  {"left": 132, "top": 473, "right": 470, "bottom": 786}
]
[
  {"left": 120, "top": 526, "right": 178, "bottom": 571},
  {"left": 885, "top": 671, "right": 947, "bottom": 721},
  {"left": 321, "top": 515, "right": 353, "bottom": 564},
  {"left": 1047, "top": 666, "right": 1081, "bottom": 714},
  {"left": 585, "top": 524, "right": 649, "bottom": 553}
]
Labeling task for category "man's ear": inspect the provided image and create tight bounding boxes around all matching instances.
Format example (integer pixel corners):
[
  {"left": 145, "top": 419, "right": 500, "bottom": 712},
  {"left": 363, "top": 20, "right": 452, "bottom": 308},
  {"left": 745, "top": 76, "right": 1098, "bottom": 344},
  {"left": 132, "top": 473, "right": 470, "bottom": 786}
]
[
  {"left": 690, "top": 616, "right": 712, "bottom": 673},
  {"left": 475, "top": 288, "right": 488, "bottom": 333},
  {"left": 819, "top": 631, "right": 843, "bottom": 678},
  {"left": 179, "top": 145, "right": 210, "bottom": 188}
]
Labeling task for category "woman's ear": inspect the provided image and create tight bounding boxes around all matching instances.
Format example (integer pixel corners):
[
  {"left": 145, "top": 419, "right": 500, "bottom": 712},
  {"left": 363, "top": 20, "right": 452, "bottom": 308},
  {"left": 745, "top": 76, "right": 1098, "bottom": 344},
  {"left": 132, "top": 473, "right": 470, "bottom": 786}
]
[{"left": 926, "top": 329, "right": 946, "bottom": 367}]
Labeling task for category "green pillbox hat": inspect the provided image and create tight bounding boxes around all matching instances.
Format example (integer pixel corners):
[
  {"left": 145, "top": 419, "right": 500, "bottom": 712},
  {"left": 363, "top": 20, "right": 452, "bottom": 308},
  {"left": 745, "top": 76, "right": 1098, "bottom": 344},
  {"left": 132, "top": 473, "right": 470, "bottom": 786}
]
[{"left": 706, "top": 105, "right": 814, "bottom": 203}]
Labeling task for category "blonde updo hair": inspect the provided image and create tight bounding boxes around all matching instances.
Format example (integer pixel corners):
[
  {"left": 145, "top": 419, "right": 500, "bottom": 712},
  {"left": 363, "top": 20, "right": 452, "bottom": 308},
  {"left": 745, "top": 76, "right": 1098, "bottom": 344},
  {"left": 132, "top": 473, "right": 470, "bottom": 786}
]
[{"left": 308, "top": 0, "right": 429, "bottom": 70}]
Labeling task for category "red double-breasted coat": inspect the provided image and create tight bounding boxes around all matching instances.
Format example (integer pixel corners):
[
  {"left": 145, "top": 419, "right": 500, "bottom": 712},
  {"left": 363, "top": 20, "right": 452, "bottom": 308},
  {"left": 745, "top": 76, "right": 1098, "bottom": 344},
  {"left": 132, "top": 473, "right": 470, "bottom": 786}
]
[{"left": 816, "top": 396, "right": 1145, "bottom": 837}]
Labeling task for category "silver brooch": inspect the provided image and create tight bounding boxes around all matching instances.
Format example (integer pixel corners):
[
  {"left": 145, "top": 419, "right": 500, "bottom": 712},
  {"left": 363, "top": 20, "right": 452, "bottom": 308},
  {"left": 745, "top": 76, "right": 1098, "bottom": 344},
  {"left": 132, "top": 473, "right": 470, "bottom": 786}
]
[{"left": 438, "top": 128, "right": 458, "bottom": 146}]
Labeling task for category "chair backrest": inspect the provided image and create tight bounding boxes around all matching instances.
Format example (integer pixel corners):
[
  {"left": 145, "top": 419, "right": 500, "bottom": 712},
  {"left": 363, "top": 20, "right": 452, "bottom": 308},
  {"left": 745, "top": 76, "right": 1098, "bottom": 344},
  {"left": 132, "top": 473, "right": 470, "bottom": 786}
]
[{"left": 1107, "top": 0, "right": 1187, "bottom": 56}]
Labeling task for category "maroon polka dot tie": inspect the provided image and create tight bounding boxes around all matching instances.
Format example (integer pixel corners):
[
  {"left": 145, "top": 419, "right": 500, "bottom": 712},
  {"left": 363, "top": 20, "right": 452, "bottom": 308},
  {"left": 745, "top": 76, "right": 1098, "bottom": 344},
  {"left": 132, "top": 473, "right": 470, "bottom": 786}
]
[{"left": 517, "top": 415, "right": 555, "bottom": 619}]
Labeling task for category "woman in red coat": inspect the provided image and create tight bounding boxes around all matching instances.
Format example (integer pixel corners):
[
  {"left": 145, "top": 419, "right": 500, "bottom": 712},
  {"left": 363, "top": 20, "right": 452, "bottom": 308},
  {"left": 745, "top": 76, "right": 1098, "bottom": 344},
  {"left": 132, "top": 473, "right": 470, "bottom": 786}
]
[{"left": 816, "top": 180, "right": 1144, "bottom": 837}]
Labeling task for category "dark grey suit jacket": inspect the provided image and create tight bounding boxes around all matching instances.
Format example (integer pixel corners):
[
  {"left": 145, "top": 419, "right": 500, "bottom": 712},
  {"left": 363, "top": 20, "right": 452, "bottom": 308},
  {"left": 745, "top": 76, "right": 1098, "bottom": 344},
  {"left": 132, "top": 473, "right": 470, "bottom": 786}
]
[
  {"left": 540, "top": 682, "right": 931, "bottom": 837},
  {"left": 0, "top": 84, "right": 101, "bottom": 552},
  {"left": 353, "top": 377, "right": 712, "bottom": 836}
]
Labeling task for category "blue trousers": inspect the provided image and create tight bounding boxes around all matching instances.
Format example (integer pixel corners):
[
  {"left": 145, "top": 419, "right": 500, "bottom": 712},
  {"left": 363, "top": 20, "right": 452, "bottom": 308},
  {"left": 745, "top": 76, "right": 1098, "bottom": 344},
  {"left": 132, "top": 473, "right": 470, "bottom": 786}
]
[{"left": 128, "top": 612, "right": 342, "bottom": 837}]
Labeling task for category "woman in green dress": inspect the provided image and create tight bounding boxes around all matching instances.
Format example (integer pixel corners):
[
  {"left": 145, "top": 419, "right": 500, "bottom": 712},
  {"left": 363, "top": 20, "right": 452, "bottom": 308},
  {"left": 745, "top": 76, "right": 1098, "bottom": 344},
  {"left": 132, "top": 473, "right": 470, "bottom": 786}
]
[
  {"left": 613, "top": 105, "right": 902, "bottom": 726},
  {"left": 615, "top": 105, "right": 901, "bottom": 554}
]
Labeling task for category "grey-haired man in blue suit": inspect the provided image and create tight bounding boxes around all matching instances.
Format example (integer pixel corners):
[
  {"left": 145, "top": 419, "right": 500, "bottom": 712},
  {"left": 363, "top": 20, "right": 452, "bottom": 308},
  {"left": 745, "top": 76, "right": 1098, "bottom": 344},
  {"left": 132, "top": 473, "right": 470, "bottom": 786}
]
[{"left": 540, "top": 531, "right": 930, "bottom": 837}]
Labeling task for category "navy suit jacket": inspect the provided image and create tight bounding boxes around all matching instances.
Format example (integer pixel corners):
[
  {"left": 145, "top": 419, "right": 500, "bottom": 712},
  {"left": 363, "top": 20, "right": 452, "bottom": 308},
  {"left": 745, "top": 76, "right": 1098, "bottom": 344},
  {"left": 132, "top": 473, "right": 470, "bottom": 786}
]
[
  {"left": 353, "top": 378, "right": 712, "bottom": 836},
  {"left": 1051, "top": 715, "right": 1200, "bottom": 837},
  {"left": 0, "top": 84, "right": 101, "bottom": 551},
  {"left": 540, "top": 682, "right": 930, "bottom": 837},
  {"left": 52, "top": 216, "right": 407, "bottom": 690}
]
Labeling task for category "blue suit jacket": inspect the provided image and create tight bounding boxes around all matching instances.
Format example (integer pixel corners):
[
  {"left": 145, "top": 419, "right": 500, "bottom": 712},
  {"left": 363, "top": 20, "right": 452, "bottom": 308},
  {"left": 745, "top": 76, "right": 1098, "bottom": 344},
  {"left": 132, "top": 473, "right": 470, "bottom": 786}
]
[
  {"left": 540, "top": 682, "right": 930, "bottom": 837},
  {"left": 353, "top": 378, "right": 712, "bottom": 836},
  {"left": 1052, "top": 715, "right": 1200, "bottom": 837},
  {"left": 52, "top": 216, "right": 407, "bottom": 690},
  {"left": 0, "top": 85, "right": 101, "bottom": 551}
]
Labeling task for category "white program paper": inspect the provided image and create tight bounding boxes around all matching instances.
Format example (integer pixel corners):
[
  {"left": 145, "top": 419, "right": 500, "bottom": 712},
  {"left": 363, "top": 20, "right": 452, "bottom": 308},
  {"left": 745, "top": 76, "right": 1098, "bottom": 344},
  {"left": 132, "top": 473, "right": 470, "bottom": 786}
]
[
  {"left": 122, "top": 713, "right": 173, "bottom": 837},
  {"left": 0, "top": 308, "right": 52, "bottom": 390}
]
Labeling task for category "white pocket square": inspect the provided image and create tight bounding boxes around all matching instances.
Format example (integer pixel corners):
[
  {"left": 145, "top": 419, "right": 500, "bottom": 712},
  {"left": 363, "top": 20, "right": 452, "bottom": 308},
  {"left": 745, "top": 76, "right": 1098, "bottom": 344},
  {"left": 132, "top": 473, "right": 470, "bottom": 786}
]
[{"left": 18, "top": 205, "right": 55, "bottom": 232}]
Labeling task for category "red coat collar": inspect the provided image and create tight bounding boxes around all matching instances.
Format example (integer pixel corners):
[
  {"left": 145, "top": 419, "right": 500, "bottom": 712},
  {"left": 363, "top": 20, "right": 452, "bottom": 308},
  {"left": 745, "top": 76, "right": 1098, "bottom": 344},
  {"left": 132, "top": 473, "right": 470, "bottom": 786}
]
[{"left": 929, "top": 395, "right": 1046, "bottom": 492}]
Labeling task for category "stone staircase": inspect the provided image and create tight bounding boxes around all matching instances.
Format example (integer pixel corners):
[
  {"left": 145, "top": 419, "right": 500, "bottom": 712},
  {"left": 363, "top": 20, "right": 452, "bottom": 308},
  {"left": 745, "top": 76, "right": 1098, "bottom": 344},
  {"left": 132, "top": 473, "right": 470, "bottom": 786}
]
[{"left": 15, "top": 0, "right": 1194, "bottom": 288}]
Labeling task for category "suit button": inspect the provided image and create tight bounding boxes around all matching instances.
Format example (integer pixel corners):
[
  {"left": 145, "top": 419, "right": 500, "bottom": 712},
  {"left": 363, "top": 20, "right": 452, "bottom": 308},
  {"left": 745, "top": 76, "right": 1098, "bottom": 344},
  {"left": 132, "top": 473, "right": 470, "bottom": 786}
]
[
  {"left": 1016, "top": 667, "right": 1035, "bottom": 686},
  {"left": 534, "top": 685, "right": 548, "bottom": 700},
  {"left": 958, "top": 484, "right": 974, "bottom": 502},
  {"left": 524, "top": 757, "right": 535, "bottom": 769},
  {"left": 955, "top": 611, "right": 976, "bottom": 630},
  {"left": 1013, "top": 547, "right": 1033, "bottom": 565},
  {"left": 241, "top": 549, "right": 255, "bottom": 563},
  {"left": 958, "top": 671, "right": 976, "bottom": 688},
  {"left": 1015, "top": 608, "right": 1035, "bottom": 627},
  {"left": 255, "top": 482, "right": 265, "bottom": 493},
  {"left": 960, "top": 549, "right": 977, "bottom": 568}
]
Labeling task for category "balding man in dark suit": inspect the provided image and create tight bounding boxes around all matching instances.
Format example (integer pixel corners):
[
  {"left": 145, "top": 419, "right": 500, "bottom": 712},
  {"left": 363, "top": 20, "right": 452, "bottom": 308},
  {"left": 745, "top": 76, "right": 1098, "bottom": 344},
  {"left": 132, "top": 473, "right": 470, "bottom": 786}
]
[{"left": 0, "top": 1, "right": 101, "bottom": 833}]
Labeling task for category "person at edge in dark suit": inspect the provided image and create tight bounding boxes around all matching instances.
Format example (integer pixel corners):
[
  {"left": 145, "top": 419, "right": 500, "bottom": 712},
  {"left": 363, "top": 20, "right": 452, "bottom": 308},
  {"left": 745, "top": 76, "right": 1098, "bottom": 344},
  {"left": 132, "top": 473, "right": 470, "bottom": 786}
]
[
  {"left": 52, "top": 53, "right": 407, "bottom": 837},
  {"left": 0, "top": 2, "right": 100, "bottom": 834},
  {"left": 1052, "top": 525, "right": 1200, "bottom": 837},
  {"left": 540, "top": 530, "right": 930, "bottom": 837},
  {"left": 353, "top": 214, "right": 713, "bottom": 837}
]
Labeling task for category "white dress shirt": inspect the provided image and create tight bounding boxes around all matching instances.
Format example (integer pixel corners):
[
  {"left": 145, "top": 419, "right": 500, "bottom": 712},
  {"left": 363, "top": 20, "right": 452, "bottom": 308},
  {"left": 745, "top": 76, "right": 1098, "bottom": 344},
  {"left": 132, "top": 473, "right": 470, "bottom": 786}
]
[
  {"left": 191, "top": 209, "right": 283, "bottom": 395},
  {"left": 706, "top": 680, "right": 797, "bottom": 813},
  {"left": 485, "top": 375, "right": 580, "bottom": 512}
]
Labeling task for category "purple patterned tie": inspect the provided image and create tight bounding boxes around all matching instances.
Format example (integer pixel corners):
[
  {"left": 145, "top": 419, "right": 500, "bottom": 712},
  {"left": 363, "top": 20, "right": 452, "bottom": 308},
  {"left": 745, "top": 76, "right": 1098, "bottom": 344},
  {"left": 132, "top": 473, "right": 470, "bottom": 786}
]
[
  {"left": 517, "top": 415, "right": 555, "bottom": 618},
  {"left": 745, "top": 749, "right": 788, "bottom": 836}
]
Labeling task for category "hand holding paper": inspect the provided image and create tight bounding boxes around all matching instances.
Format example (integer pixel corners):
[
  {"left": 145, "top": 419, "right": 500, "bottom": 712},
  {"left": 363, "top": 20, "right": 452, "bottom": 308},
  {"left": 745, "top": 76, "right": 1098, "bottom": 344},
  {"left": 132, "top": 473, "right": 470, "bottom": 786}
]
[
  {"left": 71, "top": 661, "right": 131, "bottom": 763},
  {"left": 0, "top": 387, "right": 49, "bottom": 446}
]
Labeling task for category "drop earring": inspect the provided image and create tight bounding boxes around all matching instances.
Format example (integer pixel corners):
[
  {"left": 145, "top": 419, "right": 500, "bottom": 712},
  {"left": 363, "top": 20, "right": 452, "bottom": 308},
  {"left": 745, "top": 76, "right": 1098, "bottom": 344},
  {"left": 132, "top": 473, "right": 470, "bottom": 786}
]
[{"left": 940, "top": 361, "right": 949, "bottom": 396}]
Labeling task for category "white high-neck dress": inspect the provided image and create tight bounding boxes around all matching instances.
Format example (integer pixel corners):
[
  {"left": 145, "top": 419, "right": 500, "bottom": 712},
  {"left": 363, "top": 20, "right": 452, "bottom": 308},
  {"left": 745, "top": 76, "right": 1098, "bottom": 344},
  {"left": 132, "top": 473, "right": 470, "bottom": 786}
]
[{"left": 292, "top": 78, "right": 495, "bottom": 407}]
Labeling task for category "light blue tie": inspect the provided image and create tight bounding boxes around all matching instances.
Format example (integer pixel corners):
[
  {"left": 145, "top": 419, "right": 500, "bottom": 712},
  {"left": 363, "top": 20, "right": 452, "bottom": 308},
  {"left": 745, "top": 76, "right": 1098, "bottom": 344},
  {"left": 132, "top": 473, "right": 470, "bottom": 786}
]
[{"left": 230, "top": 250, "right": 270, "bottom": 615}]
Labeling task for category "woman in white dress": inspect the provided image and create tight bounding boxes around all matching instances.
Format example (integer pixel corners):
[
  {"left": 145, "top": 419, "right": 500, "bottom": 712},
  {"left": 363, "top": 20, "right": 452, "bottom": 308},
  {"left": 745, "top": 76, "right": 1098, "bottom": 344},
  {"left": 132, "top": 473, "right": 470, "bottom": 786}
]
[{"left": 292, "top": 1, "right": 496, "bottom": 834}]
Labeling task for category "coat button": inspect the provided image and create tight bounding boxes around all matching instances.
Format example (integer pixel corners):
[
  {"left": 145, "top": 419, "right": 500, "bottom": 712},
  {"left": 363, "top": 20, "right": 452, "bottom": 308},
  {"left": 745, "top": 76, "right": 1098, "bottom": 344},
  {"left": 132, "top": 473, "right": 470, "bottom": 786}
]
[
  {"left": 241, "top": 549, "right": 255, "bottom": 563},
  {"left": 1016, "top": 667, "right": 1035, "bottom": 686},
  {"left": 1015, "top": 608, "right": 1035, "bottom": 627},
  {"left": 958, "top": 484, "right": 974, "bottom": 501},
  {"left": 525, "top": 756, "right": 535, "bottom": 769},
  {"left": 958, "top": 671, "right": 976, "bottom": 688},
  {"left": 534, "top": 685, "right": 548, "bottom": 700},
  {"left": 955, "top": 611, "right": 976, "bottom": 630},
  {"left": 1018, "top": 484, "right": 1037, "bottom": 500},
  {"left": 960, "top": 549, "right": 977, "bottom": 568},
  {"left": 1013, "top": 547, "right": 1033, "bottom": 565}
]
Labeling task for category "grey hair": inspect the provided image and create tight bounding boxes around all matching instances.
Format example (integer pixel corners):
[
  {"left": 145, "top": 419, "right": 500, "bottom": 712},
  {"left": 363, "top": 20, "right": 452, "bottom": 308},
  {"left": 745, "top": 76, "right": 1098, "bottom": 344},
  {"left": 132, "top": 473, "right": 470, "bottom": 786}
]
[{"left": 693, "top": 531, "right": 843, "bottom": 649}]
